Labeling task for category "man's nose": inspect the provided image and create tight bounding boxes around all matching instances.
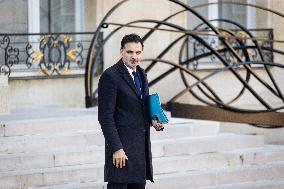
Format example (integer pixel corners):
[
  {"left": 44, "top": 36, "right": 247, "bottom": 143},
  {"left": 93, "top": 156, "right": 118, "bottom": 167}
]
[{"left": 131, "top": 53, "right": 137, "bottom": 59}]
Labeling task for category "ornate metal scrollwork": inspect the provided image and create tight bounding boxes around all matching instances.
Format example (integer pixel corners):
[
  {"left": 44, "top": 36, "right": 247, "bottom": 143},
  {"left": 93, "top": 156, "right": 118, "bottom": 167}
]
[
  {"left": 188, "top": 28, "right": 274, "bottom": 70},
  {"left": 0, "top": 35, "right": 19, "bottom": 76},
  {"left": 26, "top": 34, "right": 83, "bottom": 75}
]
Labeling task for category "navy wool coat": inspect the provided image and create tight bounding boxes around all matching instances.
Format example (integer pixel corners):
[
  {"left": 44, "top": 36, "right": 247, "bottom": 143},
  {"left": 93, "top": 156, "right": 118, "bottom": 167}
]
[{"left": 98, "top": 59, "right": 153, "bottom": 183}]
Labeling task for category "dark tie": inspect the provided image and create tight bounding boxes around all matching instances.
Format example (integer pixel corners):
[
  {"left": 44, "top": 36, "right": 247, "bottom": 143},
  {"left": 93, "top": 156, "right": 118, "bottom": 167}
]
[{"left": 132, "top": 71, "right": 142, "bottom": 97}]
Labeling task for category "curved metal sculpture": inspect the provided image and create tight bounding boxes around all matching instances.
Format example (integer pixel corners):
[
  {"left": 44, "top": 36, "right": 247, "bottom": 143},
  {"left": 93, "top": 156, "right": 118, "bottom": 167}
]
[{"left": 85, "top": 0, "right": 284, "bottom": 127}]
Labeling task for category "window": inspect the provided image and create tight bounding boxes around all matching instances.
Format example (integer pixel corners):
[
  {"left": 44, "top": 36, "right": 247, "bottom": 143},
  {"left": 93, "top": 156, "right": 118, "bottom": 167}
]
[
  {"left": 40, "top": 0, "right": 74, "bottom": 32},
  {"left": 29, "top": 0, "right": 84, "bottom": 33},
  {"left": 186, "top": 0, "right": 261, "bottom": 69},
  {"left": 0, "top": 0, "right": 88, "bottom": 77},
  {"left": 218, "top": 0, "right": 255, "bottom": 29},
  {"left": 0, "top": 0, "right": 28, "bottom": 33}
]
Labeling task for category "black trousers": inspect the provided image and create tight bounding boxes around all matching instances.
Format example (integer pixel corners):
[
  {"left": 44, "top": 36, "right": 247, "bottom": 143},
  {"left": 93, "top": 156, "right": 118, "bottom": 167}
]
[{"left": 107, "top": 183, "right": 146, "bottom": 189}]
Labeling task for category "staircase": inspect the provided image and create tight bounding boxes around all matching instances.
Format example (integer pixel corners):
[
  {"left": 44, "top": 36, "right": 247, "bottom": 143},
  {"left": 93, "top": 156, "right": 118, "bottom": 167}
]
[{"left": 0, "top": 107, "right": 284, "bottom": 189}]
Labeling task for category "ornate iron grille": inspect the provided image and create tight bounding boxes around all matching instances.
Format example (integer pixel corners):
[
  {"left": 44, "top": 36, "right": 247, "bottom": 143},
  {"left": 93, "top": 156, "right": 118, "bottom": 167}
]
[
  {"left": 187, "top": 29, "right": 274, "bottom": 70},
  {"left": 0, "top": 32, "right": 103, "bottom": 78}
]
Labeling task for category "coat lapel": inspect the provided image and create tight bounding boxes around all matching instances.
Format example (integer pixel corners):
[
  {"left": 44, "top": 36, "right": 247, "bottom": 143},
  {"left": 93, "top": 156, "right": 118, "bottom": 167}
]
[
  {"left": 117, "top": 60, "right": 141, "bottom": 99},
  {"left": 137, "top": 66, "right": 148, "bottom": 97}
]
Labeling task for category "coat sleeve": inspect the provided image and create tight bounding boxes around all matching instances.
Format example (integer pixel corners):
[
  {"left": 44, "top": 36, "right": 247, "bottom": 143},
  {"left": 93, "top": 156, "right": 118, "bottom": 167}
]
[{"left": 98, "top": 71, "right": 123, "bottom": 154}]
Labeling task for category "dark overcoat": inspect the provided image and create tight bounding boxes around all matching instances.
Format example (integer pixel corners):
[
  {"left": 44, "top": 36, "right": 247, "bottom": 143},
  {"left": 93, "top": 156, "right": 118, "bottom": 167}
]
[{"left": 98, "top": 59, "right": 153, "bottom": 183}]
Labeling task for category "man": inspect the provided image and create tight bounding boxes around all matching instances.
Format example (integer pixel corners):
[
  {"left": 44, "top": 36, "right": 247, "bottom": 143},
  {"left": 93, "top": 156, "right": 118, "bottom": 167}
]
[{"left": 98, "top": 33, "right": 164, "bottom": 189}]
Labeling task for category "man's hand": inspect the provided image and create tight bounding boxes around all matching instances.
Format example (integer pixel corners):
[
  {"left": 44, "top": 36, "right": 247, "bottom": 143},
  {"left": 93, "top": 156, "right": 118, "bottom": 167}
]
[
  {"left": 113, "top": 149, "right": 128, "bottom": 168},
  {"left": 152, "top": 119, "right": 165, "bottom": 131}
]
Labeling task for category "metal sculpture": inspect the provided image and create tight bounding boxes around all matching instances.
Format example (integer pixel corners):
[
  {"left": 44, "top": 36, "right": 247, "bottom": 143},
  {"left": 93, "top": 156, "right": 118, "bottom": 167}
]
[{"left": 85, "top": 0, "right": 284, "bottom": 127}]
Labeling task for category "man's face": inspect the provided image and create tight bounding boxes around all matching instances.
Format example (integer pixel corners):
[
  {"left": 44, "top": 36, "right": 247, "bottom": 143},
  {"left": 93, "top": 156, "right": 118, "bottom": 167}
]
[{"left": 120, "top": 42, "right": 143, "bottom": 70}]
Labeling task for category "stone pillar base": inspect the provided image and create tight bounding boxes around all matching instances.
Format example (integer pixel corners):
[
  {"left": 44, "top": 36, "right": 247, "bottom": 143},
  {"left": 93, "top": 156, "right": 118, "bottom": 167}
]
[{"left": 0, "top": 75, "right": 10, "bottom": 114}]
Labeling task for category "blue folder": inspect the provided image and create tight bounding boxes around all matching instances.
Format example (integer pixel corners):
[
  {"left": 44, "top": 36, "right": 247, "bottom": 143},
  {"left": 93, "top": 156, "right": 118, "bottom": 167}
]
[{"left": 148, "top": 93, "right": 169, "bottom": 124}]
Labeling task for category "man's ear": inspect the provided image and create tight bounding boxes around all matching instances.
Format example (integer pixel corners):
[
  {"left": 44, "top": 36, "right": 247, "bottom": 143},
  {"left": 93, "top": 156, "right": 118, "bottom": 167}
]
[{"left": 120, "top": 48, "right": 123, "bottom": 56}]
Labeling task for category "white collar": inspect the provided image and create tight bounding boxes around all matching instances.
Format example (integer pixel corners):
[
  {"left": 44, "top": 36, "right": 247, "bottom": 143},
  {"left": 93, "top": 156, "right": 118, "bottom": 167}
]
[{"left": 123, "top": 63, "right": 137, "bottom": 78}]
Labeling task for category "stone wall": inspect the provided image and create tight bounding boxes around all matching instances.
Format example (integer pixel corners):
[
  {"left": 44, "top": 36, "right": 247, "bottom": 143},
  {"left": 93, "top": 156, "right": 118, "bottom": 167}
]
[
  {"left": 93, "top": 0, "right": 187, "bottom": 70},
  {"left": 0, "top": 76, "right": 10, "bottom": 114},
  {"left": 9, "top": 77, "right": 85, "bottom": 108}
]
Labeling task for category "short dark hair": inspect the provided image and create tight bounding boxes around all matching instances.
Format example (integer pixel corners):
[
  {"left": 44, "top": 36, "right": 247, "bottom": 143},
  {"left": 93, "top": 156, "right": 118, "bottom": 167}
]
[{"left": 120, "top": 33, "right": 144, "bottom": 50}]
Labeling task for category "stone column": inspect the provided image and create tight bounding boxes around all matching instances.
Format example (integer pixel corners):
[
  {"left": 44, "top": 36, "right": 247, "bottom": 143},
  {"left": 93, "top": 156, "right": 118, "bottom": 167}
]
[{"left": 0, "top": 75, "right": 10, "bottom": 114}]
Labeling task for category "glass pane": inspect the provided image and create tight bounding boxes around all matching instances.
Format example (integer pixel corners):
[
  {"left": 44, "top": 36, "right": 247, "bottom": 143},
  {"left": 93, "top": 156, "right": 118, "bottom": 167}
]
[
  {"left": 0, "top": 0, "right": 28, "bottom": 68},
  {"left": 0, "top": 0, "right": 28, "bottom": 33},
  {"left": 218, "top": 0, "right": 247, "bottom": 29},
  {"left": 187, "top": 0, "right": 209, "bottom": 30},
  {"left": 40, "top": 0, "right": 49, "bottom": 32},
  {"left": 40, "top": 0, "right": 76, "bottom": 32}
]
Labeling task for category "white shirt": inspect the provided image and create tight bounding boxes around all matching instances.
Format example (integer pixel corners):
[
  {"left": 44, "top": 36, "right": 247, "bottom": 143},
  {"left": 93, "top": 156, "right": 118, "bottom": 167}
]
[
  {"left": 124, "top": 63, "right": 137, "bottom": 81},
  {"left": 124, "top": 63, "right": 143, "bottom": 98}
]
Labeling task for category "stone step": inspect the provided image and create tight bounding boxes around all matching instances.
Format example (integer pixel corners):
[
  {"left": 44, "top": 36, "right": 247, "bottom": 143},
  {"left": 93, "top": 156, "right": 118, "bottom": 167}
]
[
  {"left": 0, "top": 145, "right": 104, "bottom": 172},
  {"left": 264, "top": 145, "right": 284, "bottom": 163},
  {"left": 153, "top": 134, "right": 264, "bottom": 157},
  {"left": 0, "top": 145, "right": 278, "bottom": 188},
  {"left": 0, "top": 143, "right": 269, "bottom": 172},
  {"left": 27, "top": 181, "right": 106, "bottom": 189},
  {"left": 0, "top": 163, "right": 104, "bottom": 189},
  {"left": 0, "top": 130, "right": 105, "bottom": 154},
  {"left": 0, "top": 115, "right": 219, "bottom": 138},
  {"left": 192, "top": 179, "right": 284, "bottom": 189},
  {"left": 0, "top": 107, "right": 97, "bottom": 123},
  {"left": 0, "top": 134, "right": 266, "bottom": 172},
  {"left": 27, "top": 179, "right": 284, "bottom": 189},
  {"left": 0, "top": 105, "right": 220, "bottom": 138},
  {"left": 0, "top": 135, "right": 264, "bottom": 171},
  {"left": 0, "top": 131, "right": 263, "bottom": 157},
  {"left": 228, "top": 145, "right": 284, "bottom": 164},
  {"left": 24, "top": 162, "right": 284, "bottom": 189},
  {"left": 155, "top": 144, "right": 284, "bottom": 174},
  {"left": 0, "top": 120, "right": 221, "bottom": 154},
  {"left": 147, "top": 162, "right": 284, "bottom": 189},
  {"left": 0, "top": 107, "right": 99, "bottom": 137},
  {"left": 157, "top": 121, "right": 219, "bottom": 139},
  {"left": 0, "top": 116, "right": 99, "bottom": 137}
]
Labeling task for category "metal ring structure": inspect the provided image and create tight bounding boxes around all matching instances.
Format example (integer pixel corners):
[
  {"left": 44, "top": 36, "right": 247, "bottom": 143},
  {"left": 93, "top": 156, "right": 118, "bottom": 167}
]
[{"left": 85, "top": 0, "right": 284, "bottom": 127}]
